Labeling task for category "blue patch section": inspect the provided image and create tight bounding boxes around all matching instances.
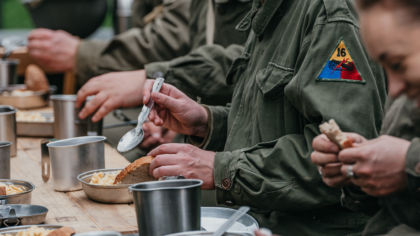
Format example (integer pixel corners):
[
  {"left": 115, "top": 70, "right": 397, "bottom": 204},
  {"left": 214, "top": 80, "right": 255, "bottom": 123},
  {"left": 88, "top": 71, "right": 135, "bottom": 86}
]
[{"left": 318, "top": 62, "right": 341, "bottom": 80}]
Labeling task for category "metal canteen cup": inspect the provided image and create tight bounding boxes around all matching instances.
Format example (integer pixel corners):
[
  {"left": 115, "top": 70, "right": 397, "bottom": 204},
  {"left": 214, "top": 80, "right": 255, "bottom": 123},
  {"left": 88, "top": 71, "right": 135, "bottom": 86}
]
[
  {"left": 0, "top": 105, "right": 16, "bottom": 157},
  {"left": 129, "top": 179, "right": 202, "bottom": 236},
  {"left": 0, "top": 142, "right": 11, "bottom": 179},
  {"left": 44, "top": 136, "right": 106, "bottom": 191}
]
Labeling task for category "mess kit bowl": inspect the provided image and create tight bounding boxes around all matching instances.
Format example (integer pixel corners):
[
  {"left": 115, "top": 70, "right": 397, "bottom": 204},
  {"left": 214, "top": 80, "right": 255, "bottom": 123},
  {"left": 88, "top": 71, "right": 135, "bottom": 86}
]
[
  {"left": 0, "top": 179, "right": 35, "bottom": 205},
  {"left": 0, "top": 204, "right": 48, "bottom": 227},
  {"left": 77, "top": 168, "right": 132, "bottom": 204},
  {"left": 0, "top": 225, "right": 62, "bottom": 234}
]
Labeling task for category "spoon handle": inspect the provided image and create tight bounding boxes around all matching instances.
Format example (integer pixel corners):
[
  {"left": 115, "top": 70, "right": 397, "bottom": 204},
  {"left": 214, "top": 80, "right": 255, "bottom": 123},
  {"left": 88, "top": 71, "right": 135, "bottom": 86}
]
[
  {"left": 137, "top": 77, "right": 165, "bottom": 128},
  {"left": 212, "top": 206, "right": 250, "bottom": 236}
]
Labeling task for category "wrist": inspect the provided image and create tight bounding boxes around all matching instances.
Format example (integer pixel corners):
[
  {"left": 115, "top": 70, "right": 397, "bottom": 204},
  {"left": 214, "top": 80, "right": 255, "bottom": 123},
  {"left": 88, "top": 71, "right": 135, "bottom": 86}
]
[{"left": 193, "top": 105, "right": 210, "bottom": 138}]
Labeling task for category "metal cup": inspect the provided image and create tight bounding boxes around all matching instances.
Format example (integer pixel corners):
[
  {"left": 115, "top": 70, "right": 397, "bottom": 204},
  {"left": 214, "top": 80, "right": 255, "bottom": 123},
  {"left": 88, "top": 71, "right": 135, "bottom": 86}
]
[
  {"left": 0, "top": 105, "right": 16, "bottom": 157},
  {"left": 44, "top": 136, "right": 106, "bottom": 191},
  {"left": 0, "top": 142, "right": 11, "bottom": 179},
  {"left": 0, "top": 59, "right": 19, "bottom": 88},
  {"left": 51, "top": 95, "right": 102, "bottom": 139},
  {"left": 129, "top": 179, "right": 202, "bottom": 236}
]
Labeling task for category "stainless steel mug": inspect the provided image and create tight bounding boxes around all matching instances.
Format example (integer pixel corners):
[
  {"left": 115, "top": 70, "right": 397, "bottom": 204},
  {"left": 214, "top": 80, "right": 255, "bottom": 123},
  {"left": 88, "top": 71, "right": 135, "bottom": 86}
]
[
  {"left": 45, "top": 136, "right": 106, "bottom": 191},
  {"left": 129, "top": 179, "right": 202, "bottom": 236},
  {"left": 51, "top": 95, "right": 102, "bottom": 139},
  {"left": 0, "top": 105, "right": 16, "bottom": 157},
  {"left": 0, "top": 142, "right": 11, "bottom": 179},
  {"left": 0, "top": 59, "right": 19, "bottom": 88}
]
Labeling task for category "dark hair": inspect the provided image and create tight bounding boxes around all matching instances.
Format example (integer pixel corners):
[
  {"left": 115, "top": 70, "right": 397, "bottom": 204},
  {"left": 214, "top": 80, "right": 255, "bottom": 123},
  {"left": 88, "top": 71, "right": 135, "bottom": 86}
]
[{"left": 358, "top": 0, "right": 420, "bottom": 11}]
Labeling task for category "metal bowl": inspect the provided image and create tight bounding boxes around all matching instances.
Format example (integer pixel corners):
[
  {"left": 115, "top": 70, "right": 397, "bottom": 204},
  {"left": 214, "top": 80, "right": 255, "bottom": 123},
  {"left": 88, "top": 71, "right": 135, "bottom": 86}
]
[
  {"left": 167, "top": 232, "right": 252, "bottom": 236},
  {"left": 0, "top": 204, "right": 48, "bottom": 227},
  {"left": 74, "top": 231, "right": 122, "bottom": 236},
  {"left": 0, "top": 84, "right": 57, "bottom": 109},
  {"left": 0, "top": 179, "right": 35, "bottom": 205},
  {"left": 77, "top": 168, "right": 132, "bottom": 204},
  {"left": 0, "top": 224, "right": 62, "bottom": 235}
]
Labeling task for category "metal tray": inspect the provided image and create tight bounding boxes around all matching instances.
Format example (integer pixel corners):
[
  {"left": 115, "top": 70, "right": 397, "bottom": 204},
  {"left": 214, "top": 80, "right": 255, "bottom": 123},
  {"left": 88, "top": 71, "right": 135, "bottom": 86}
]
[
  {"left": 0, "top": 85, "right": 56, "bottom": 109},
  {"left": 0, "top": 224, "right": 61, "bottom": 235},
  {"left": 0, "top": 204, "right": 48, "bottom": 227},
  {"left": 200, "top": 207, "right": 259, "bottom": 234},
  {"left": 0, "top": 179, "right": 35, "bottom": 205},
  {"left": 77, "top": 168, "right": 132, "bottom": 204},
  {"left": 16, "top": 111, "right": 54, "bottom": 137}
]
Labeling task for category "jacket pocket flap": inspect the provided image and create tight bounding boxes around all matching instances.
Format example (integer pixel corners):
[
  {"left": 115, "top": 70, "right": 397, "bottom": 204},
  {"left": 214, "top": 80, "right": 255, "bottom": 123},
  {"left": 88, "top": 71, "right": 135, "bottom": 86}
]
[{"left": 256, "top": 64, "right": 294, "bottom": 96}]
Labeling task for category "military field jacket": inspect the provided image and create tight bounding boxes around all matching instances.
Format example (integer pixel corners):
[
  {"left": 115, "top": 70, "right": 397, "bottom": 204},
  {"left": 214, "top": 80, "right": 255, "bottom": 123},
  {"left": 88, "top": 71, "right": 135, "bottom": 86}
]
[
  {"left": 200, "top": 0, "right": 387, "bottom": 234},
  {"left": 75, "top": 0, "right": 191, "bottom": 86}
]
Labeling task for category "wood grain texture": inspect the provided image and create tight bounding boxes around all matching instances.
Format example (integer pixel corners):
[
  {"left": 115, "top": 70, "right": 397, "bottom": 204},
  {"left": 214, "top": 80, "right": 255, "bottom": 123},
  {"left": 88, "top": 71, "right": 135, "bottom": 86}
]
[{"left": 12, "top": 138, "right": 137, "bottom": 234}]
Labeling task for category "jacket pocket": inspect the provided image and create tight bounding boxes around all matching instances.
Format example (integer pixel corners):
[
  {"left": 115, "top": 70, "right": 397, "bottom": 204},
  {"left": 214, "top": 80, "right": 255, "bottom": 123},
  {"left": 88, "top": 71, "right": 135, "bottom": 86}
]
[{"left": 256, "top": 63, "right": 294, "bottom": 98}]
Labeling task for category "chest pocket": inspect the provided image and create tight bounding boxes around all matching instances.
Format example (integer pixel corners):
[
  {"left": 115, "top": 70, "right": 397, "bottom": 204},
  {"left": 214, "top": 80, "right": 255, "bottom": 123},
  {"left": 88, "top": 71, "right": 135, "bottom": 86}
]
[{"left": 256, "top": 63, "right": 294, "bottom": 98}]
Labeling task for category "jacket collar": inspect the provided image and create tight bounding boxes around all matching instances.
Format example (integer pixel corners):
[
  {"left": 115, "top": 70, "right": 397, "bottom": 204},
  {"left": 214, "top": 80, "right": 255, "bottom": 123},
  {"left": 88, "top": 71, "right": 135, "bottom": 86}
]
[{"left": 252, "top": 0, "right": 285, "bottom": 36}]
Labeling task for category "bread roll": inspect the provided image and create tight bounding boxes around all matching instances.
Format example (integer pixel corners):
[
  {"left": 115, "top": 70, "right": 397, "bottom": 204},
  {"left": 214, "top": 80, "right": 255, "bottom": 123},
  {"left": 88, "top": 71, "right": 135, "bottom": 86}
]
[
  {"left": 46, "top": 227, "right": 75, "bottom": 236},
  {"left": 319, "top": 119, "right": 353, "bottom": 149},
  {"left": 25, "top": 64, "right": 49, "bottom": 92},
  {"left": 114, "top": 156, "right": 156, "bottom": 184},
  {"left": 0, "top": 186, "right": 6, "bottom": 196}
]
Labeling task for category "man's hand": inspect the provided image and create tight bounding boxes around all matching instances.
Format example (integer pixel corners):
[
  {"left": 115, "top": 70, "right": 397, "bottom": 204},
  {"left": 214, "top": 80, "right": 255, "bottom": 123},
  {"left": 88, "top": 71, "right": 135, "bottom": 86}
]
[
  {"left": 28, "top": 29, "right": 80, "bottom": 72},
  {"left": 143, "top": 80, "right": 209, "bottom": 137},
  {"left": 139, "top": 122, "right": 177, "bottom": 150},
  {"left": 148, "top": 144, "right": 215, "bottom": 189},
  {"left": 311, "top": 133, "right": 366, "bottom": 187},
  {"left": 339, "top": 135, "right": 410, "bottom": 197},
  {"left": 76, "top": 70, "right": 147, "bottom": 122}
]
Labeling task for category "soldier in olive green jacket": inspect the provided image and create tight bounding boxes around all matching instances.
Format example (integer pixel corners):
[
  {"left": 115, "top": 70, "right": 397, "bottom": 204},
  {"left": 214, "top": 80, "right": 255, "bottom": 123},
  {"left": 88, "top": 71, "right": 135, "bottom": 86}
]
[{"left": 141, "top": 0, "right": 387, "bottom": 235}]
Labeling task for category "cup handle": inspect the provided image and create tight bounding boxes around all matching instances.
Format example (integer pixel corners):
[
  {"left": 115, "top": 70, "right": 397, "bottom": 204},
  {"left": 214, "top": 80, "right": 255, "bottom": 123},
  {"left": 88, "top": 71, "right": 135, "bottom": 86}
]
[{"left": 41, "top": 139, "right": 51, "bottom": 182}]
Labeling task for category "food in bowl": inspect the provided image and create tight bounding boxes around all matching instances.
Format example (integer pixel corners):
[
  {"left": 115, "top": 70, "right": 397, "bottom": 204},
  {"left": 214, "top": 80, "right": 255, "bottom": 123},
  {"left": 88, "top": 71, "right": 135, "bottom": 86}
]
[
  {"left": 0, "top": 183, "right": 26, "bottom": 195},
  {"left": 16, "top": 111, "right": 52, "bottom": 122},
  {"left": 1, "top": 226, "right": 75, "bottom": 236},
  {"left": 89, "top": 171, "right": 119, "bottom": 186}
]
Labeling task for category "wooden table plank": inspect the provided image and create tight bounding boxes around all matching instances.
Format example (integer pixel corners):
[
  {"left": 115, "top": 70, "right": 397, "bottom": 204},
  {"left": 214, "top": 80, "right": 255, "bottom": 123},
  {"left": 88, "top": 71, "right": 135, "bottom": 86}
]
[{"left": 11, "top": 138, "right": 137, "bottom": 234}]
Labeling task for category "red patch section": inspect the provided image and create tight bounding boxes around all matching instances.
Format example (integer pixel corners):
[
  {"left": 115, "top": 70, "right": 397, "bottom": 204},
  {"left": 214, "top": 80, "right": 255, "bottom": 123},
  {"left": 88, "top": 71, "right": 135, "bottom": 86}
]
[{"left": 341, "top": 62, "right": 362, "bottom": 81}]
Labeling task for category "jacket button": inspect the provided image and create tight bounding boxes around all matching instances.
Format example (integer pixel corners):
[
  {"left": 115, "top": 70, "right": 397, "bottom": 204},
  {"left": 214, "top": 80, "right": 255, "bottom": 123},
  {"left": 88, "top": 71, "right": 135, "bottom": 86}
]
[{"left": 222, "top": 178, "right": 231, "bottom": 190}]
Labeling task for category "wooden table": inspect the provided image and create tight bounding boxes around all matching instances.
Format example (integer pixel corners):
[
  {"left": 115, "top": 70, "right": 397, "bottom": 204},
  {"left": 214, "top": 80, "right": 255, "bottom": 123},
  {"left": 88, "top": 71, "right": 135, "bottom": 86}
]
[{"left": 11, "top": 137, "right": 139, "bottom": 234}]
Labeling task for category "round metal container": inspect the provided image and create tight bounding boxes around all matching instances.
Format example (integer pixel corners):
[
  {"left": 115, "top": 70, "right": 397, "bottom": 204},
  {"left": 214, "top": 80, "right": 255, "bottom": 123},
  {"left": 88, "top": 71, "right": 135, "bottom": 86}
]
[
  {"left": 46, "top": 136, "right": 106, "bottom": 192},
  {"left": 0, "top": 105, "right": 16, "bottom": 156},
  {"left": 77, "top": 168, "right": 132, "bottom": 204},
  {"left": 167, "top": 232, "right": 252, "bottom": 236},
  {"left": 0, "top": 179, "right": 35, "bottom": 205},
  {"left": 0, "top": 142, "right": 11, "bottom": 179},
  {"left": 0, "top": 224, "right": 61, "bottom": 235},
  {"left": 74, "top": 231, "right": 122, "bottom": 236},
  {"left": 0, "top": 59, "right": 18, "bottom": 88},
  {"left": 130, "top": 179, "right": 203, "bottom": 236}
]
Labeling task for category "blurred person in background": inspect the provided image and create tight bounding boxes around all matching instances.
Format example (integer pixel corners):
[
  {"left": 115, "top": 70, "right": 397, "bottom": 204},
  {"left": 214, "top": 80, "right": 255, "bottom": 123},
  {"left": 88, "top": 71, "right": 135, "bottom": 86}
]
[{"left": 311, "top": 0, "right": 420, "bottom": 235}]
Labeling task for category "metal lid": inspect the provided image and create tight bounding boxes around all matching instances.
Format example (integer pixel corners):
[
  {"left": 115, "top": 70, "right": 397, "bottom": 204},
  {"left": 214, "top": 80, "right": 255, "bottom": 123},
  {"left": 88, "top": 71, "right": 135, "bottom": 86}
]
[{"left": 47, "top": 136, "right": 106, "bottom": 148}]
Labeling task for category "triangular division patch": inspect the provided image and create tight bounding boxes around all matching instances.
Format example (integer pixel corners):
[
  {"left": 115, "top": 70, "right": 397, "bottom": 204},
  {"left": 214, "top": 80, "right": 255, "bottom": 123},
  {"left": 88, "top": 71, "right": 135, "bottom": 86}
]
[{"left": 318, "top": 40, "right": 363, "bottom": 82}]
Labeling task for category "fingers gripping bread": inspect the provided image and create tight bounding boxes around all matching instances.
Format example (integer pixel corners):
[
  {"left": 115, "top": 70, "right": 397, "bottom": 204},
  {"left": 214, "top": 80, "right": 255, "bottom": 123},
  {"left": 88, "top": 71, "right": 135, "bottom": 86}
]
[
  {"left": 319, "top": 119, "right": 353, "bottom": 149},
  {"left": 114, "top": 156, "right": 156, "bottom": 184}
]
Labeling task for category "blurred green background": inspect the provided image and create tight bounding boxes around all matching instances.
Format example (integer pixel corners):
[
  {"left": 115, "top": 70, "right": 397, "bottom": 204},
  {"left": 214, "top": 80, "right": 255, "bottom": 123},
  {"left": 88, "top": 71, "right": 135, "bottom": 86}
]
[{"left": 1, "top": 0, "right": 113, "bottom": 29}]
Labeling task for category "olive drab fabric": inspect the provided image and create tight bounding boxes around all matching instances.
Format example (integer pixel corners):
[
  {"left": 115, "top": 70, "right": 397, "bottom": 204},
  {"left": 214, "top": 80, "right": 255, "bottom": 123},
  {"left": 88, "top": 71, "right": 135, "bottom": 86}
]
[
  {"left": 145, "top": 0, "right": 252, "bottom": 105},
  {"left": 75, "top": 0, "right": 191, "bottom": 86},
  {"left": 194, "top": 0, "right": 386, "bottom": 235},
  {"left": 352, "top": 95, "right": 420, "bottom": 235}
]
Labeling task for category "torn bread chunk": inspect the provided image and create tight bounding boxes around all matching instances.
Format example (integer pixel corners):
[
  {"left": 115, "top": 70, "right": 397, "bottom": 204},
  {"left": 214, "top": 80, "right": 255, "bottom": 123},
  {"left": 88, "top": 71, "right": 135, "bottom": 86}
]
[
  {"left": 47, "top": 226, "right": 76, "bottom": 236},
  {"left": 114, "top": 156, "right": 156, "bottom": 184},
  {"left": 0, "top": 186, "right": 6, "bottom": 196},
  {"left": 319, "top": 119, "right": 354, "bottom": 149}
]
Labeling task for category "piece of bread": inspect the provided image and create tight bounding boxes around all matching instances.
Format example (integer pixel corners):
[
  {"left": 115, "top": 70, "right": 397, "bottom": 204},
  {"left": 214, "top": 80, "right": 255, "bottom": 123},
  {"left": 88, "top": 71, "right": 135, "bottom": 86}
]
[
  {"left": 47, "top": 227, "right": 75, "bottom": 236},
  {"left": 25, "top": 64, "right": 49, "bottom": 92},
  {"left": 0, "top": 186, "right": 6, "bottom": 196},
  {"left": 319, "top": 119, "right": 353, "bottom": 149},
  {"left": 114, "top": 156, "right": 156, "bottom": 184}
]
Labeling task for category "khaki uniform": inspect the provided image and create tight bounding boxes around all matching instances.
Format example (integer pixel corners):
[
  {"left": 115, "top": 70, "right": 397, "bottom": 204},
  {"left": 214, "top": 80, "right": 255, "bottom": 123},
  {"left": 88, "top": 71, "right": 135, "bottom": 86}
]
[
  {"left": 75, "top": 0, "right": 191, "bottom": 86},
  {"left": 191, "top": 0, "right": 387, "bottom": 235},
  {"left": 353, "top": 96, "right": 420, "bottom": 235}
]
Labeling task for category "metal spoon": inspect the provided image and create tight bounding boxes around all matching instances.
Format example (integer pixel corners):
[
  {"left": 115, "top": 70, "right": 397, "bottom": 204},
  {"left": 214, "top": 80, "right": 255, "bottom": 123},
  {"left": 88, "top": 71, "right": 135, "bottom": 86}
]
[
  {"left": 212, "top": 206, "right": 250, "bottom": 236},
  {"left": 117, "top": 75, "right": 165, "bottom": 153}
]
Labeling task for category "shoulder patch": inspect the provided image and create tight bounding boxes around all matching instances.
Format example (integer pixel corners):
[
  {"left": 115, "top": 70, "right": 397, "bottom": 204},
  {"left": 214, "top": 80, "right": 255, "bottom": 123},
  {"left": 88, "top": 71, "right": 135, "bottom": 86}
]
[{"left": 317, "top": 40, "right": 363, "bottom": 83}]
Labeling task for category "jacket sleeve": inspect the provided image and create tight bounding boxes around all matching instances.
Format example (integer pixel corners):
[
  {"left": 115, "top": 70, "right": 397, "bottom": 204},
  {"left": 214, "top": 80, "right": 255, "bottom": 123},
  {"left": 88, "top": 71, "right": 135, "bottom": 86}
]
[
  {"left": 75, "top": 0, "right": 191, "bottom": 86},
  {"left": 405, "top": 138, "right": 420, "bottom": 197},
  {"left": 212, "top": 21, "right": 387, "bottom": 210},
  {"left": 145, "top": 44, "right": 243, "bottom": 105}
]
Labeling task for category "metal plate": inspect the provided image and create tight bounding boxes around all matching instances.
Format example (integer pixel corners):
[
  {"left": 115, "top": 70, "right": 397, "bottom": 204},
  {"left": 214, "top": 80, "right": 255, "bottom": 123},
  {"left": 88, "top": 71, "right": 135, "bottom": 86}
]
[
  {"left": 201, "top": 207, "right": 259, "bottom": 234},
  {"left": 0, "top": 225, "right": 61, "bottom": 234},
  {"left": 0, "top": 204, "right": 48, "bottom": 227}
]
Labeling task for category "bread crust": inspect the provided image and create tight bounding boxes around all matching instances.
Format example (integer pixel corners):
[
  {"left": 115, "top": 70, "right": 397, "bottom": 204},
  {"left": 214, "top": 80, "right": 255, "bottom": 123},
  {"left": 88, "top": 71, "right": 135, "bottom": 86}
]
[
  {"left": 319, "top": 119, "right": 353, "bottom": 149},
  {"left": 114, "top": 156, "right": 156, "bottom": 184},
  {"left": 0, "top": 186, "right": 6, "bottom": 196},
  {"left": 47, "top": 226, "right": 75, "bottom": 236},
  {"left": 25, "top": 64, "right": 49, "bottom": 92}
]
